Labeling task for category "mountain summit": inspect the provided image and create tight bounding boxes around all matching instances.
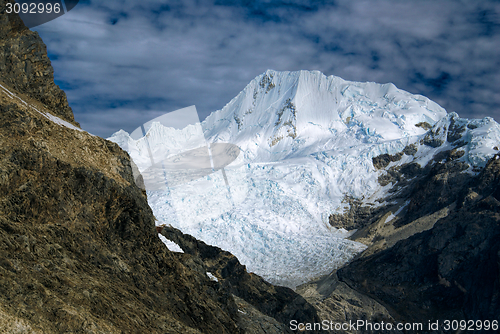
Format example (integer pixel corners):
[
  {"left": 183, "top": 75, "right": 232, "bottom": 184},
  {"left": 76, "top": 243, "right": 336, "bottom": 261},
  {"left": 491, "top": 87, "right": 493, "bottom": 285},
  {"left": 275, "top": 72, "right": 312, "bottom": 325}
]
[
  {"left": 111, "top": 69, "right": 500, "bottom": 289},
  {"left": 203, "top": 69, "right": 447, "bottom": 161}
]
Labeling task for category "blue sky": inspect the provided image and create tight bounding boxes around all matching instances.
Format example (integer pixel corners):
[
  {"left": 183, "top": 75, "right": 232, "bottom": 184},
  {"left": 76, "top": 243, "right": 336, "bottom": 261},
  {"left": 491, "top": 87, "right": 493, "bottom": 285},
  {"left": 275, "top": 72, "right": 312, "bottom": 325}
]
[{"left": 33, "top": 0, "right": 500, "bottom": 138}]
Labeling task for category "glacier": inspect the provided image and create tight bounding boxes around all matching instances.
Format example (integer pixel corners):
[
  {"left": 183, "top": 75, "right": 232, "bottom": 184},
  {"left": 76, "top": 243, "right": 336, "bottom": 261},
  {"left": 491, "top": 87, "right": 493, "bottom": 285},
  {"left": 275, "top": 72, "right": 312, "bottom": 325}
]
[{"left": 109, "top": 70, "right": 500, "bottom": 289}]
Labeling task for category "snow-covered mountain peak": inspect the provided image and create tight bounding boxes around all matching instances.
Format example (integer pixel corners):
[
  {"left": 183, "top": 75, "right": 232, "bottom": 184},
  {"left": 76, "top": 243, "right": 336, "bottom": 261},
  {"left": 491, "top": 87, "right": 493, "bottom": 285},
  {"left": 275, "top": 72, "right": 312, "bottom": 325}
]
[
  {"left": 202, "top": 70, "right": 447, "bottom": 162},
  {"left": 417, "top": 111, "right": 500, "bottom": 168},
  {"left": 108, "top": 70, "right": 500, "bottom": 288}
]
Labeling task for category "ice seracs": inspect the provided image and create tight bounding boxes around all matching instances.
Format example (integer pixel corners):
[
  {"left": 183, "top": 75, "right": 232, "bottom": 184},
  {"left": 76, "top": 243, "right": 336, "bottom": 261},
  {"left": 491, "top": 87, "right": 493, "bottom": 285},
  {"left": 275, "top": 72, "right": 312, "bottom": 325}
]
[
  {"left": 202, "top": 70, "right": 447, "bottom": 162},
  {"left": 109, "top": 70, "right": 500, "bottom": 288}
]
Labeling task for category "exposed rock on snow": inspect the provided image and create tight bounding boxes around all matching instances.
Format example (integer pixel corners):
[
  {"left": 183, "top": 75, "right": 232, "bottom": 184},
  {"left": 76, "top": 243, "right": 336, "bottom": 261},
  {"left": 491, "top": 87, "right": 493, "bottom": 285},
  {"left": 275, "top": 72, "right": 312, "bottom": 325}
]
[{"left": 110, "top": 70, "right": 500, "bottom": 288}]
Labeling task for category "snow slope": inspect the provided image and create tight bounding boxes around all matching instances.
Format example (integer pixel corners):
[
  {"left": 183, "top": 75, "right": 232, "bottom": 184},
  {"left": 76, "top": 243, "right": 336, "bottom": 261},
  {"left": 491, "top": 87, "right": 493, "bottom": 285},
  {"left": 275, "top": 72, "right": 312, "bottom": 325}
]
[
  {"left": 109, "top": 70, "right": 500, "bottom": 288},
  {"left": 0, "top": 82, "right": 84, "bottom": 133}
]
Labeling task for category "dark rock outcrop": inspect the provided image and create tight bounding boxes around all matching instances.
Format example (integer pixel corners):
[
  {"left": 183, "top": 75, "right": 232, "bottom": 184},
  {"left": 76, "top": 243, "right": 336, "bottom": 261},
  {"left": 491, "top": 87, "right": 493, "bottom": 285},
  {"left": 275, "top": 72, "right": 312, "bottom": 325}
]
[
  {"left": 328, "top": 196, "right": 374, "bottom": 231},
  {"left": 371, "top": 146, "right": 470, "bottom": 225},
  {"left": 0, "top": 88, "right": 246, "bottom": 333},
  {"left": 160, "top": 225, "right": 321, "bottom": 333},
  {"left": 388, "top": 149, "right": 471, "bottom": 228},
  {"left": 301, "top": 154, "right": 499, "bottom": 333},
  {"left": 415, "top": 121, "right": 432, "bottom": 130},
  {"left": 0, "top": 0, "right": 77, "bottom": 125},
  {"left": 372, "top": 152, "right": 403, "bottom": 170},
  {"left": 337, "top": 155, "right": 500, "bottom": 328},
  {"left": 296, "top": 272, "right": 400, "bottom": 334},
  {"left": 307, "top": 117, "right": 499, "bottom": 333}
]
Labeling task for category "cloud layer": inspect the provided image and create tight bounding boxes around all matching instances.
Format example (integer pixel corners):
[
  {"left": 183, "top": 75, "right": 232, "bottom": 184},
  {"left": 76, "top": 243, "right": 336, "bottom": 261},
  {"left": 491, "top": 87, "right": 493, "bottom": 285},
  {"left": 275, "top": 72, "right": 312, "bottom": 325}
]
[{"left": 34, "top": 0, "right": 500, "bottom": 138}]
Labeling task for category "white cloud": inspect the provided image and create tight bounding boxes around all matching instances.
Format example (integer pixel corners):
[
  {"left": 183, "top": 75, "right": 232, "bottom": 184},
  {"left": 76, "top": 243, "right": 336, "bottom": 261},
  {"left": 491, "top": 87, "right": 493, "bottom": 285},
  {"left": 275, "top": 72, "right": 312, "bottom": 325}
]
[{"left": 33, "top": 0, "right": 500, "bottom": 137}]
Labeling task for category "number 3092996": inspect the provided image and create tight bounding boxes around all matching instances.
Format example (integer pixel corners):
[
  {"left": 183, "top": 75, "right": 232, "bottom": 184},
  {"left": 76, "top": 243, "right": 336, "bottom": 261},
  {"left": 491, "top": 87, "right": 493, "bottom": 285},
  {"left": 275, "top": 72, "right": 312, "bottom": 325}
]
[{"left": 6, "top": 2, "right": 61, "bottom": 14}]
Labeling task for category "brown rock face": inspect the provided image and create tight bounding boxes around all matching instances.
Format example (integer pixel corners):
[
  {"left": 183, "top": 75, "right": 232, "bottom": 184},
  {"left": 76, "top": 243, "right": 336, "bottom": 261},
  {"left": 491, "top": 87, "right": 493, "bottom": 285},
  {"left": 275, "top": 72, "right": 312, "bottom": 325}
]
[
  {"left": 336, "top": 155, "right": 500, "bottom": 329},
  {"left": 160, "top": 225, "right": 321, "bottom": 333},
  {"left": 0, "top": 85, "right": 245, "bottom": 333},
  {"left": 0, "top": 6, "right": 321, "bottom": 333},
  {"left": 0, "top": 0, "right": 77, "bottom": 126},
  {"left": 303, "top": 116, "right": 499, "bottom": 333}
]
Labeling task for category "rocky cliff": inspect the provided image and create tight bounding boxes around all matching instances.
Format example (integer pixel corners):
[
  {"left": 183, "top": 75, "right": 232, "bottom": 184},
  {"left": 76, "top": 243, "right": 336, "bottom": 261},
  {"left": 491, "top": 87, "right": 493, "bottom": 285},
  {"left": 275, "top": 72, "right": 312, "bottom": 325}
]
[
  {"left": 298, "top": 145, "right": 500, "bottom": 333},
  {"left": 159, "top": 225, "right": 320, "bottom": 331},
  {"left": 337, "top": 153, "right": 500, "bottom": 324},
  {"left": 0, "top": 0, "right": 77, "bottom": 126},
  {"left": 0, "top": 95, "right": 239, "bottom": 333},
  {"left": 0, "top": 4, "right": 319, "bottom": 332}
]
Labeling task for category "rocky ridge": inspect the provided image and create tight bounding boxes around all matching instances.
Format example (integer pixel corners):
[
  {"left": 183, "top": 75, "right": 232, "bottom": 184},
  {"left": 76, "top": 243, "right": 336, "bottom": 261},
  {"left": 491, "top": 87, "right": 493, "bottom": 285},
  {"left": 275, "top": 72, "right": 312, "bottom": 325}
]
[
  {"left": 0, "top": 5, "right": 319, "bottom": 333},
  {"left": 0, "top": 0, "right": 77, "bottom": 126},
  {"left": 337, "top": 152, "right": 500, "bottom": 325},
  {"left": 298, "top": 118, "right": 500, "bottom": 333},
  {"left": 159, "top": 225, "right": 319, "bottom": 328},
  {"left": 0, "top": 79, "right": 243, "bottom": 333}
]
